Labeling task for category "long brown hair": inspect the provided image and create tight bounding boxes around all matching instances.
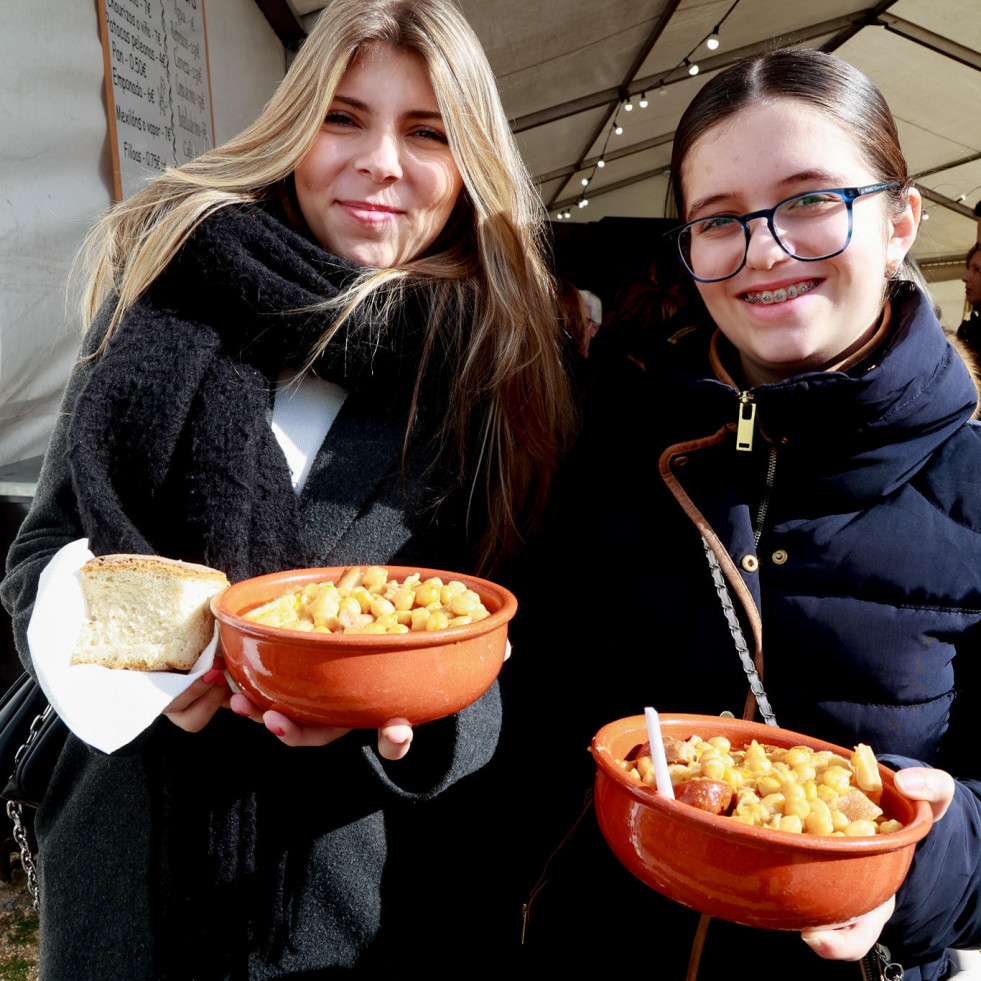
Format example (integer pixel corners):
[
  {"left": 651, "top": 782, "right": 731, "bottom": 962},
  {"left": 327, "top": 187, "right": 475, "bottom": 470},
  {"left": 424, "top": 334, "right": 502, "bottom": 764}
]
[{"left": 75, "top": 0, "right": 575, "bottom": 571}]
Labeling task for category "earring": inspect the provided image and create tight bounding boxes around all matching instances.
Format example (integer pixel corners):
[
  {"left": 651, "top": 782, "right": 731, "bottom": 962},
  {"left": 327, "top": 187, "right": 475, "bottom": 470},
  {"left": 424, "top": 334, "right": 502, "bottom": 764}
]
[{"left": 885, "top": 258, "right": 901, "bottom": 279}]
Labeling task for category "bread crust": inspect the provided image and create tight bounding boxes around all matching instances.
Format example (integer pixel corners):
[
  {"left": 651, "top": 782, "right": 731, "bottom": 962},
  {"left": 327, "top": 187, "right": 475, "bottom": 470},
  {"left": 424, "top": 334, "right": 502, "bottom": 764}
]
[{"left": 82, "top": 554, "right": 229, "bottom": 582}]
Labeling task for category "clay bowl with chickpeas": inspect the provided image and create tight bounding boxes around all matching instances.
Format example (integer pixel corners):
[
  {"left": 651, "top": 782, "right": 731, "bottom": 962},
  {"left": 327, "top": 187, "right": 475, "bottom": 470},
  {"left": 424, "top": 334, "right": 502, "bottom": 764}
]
[
  {"left": 591, "top": 714, "right": 933, "bottom": 930},
  {"left": 212, "top": 565, "right": 516, "bottom": 728}
]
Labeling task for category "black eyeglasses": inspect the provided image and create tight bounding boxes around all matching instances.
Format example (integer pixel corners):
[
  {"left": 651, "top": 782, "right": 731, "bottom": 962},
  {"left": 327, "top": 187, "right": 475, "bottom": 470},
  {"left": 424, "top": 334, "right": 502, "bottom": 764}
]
[{"left": 667, "top": 182, "right": 899, "bottom": 283}]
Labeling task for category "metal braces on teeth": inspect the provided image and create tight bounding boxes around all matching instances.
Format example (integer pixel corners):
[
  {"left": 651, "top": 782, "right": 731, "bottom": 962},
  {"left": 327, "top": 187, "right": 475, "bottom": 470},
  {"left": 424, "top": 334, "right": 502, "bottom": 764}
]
[{"left": 745, "top": 282, "right": 812, "bottom": 304}]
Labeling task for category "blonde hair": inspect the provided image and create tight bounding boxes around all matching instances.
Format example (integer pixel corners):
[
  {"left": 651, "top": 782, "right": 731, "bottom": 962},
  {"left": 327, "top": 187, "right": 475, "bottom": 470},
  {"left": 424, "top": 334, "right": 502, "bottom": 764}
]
[{"left": 77, "top": 0, "right": 575, "bottom": 571}]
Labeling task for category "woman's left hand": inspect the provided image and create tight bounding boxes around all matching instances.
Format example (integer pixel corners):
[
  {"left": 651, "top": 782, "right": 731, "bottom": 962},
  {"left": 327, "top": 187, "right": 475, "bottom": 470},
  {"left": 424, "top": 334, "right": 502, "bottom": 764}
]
[
  {"left": 800, "top": 765, "right": 955, "bottom": 961},
  {"left": 229, "top": 692, "right": 413, "bottom": 759}
]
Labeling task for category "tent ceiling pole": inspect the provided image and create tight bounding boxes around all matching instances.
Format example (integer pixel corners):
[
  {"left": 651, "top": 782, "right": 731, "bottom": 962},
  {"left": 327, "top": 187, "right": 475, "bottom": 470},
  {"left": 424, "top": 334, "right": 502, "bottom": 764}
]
[{"left": 544, "top": 0, "right": 683, "bottom": 210}]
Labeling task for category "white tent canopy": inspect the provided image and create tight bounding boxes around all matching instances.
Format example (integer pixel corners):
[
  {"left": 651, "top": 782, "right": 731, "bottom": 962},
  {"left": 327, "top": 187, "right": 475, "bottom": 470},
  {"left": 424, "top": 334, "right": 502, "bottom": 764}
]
[{"left": 2, "top": 0, "right": 979, "bottom": 470}]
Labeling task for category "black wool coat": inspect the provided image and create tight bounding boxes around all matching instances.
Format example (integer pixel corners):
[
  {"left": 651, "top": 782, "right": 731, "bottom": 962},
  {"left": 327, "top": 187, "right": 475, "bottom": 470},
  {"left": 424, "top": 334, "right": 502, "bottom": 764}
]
[{"left": 1, "top": 202, "right": 501, "bottom": 979}]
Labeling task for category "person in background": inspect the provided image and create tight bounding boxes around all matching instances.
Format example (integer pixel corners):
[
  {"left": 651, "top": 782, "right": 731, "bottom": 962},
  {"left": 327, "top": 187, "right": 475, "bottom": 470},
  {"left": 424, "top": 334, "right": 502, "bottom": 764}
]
[
  {"left": 578, "top": 289, "right": 603, "bottom": 356},
  {"left": 956, "top": 244, "right": 981, "bottom": 356},
  {"left": 0, "top": 0, "right": 575, "bottom": 976}
]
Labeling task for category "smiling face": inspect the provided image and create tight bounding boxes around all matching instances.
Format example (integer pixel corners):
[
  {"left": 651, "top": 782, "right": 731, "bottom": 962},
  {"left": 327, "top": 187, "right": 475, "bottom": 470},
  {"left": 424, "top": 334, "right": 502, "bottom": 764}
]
[
  {"left": 964, "top": 252, "right": 981, "bottom": 308},
  {"left": 679, "top": 99, "right": 920, "bottom": 386},
  {"left": 293, "top": 44, "right": 464, "bottom": 268}
]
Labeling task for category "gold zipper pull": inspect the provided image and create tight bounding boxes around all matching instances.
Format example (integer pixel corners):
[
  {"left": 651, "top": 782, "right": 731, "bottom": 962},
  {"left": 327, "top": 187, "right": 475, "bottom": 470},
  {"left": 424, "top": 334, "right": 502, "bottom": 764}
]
[{"left": 736, "top": 392, "right": 756, "bottom": 452}]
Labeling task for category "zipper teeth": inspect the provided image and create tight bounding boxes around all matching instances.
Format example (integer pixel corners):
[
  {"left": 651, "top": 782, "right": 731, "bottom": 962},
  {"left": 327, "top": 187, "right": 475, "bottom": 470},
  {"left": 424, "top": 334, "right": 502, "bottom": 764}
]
[{"left": 753, "top": 445, "right": 778, "bottom": 546}]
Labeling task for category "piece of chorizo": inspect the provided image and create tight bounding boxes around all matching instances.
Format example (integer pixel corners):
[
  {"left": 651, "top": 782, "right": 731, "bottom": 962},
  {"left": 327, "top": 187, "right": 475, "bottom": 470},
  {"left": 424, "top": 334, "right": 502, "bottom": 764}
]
[{"left": 677, "top": 778, "right": 733, "bottom": 815}]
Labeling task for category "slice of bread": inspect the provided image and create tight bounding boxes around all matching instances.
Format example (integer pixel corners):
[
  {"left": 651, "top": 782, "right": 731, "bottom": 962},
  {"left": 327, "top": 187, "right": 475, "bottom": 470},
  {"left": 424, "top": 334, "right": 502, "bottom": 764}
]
[{"left": 73, "top": 555, "right": 229, "bottom": 671}]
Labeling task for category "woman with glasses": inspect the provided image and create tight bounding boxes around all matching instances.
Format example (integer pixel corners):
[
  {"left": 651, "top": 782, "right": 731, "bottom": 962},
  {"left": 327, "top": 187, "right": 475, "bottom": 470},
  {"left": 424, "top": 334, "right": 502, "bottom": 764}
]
[{"left": 516, "top": 48, "right": 981, "bottom": 979}]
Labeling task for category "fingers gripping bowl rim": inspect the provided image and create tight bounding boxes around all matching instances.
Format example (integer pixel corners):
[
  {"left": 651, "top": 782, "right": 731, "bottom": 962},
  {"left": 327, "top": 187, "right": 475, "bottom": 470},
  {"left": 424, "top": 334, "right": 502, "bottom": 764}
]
[
  {"left": 212, "top": 566, "right": 516, "bottom": 728},
  {"left": 591, "top": 714, "right": 933, "bottom": 930}
]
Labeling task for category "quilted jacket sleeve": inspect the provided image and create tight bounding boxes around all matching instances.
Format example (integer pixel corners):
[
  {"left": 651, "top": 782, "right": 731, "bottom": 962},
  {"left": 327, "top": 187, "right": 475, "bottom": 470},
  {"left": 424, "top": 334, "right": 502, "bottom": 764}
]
[{"left": 881, "top": 753, "right": 981, "bottom": 959}]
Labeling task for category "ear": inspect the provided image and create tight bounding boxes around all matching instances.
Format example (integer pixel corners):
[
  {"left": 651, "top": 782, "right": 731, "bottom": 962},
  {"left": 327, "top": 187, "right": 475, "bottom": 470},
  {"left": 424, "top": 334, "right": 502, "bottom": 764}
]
[{"left": 888, "top": 186, "right": 921, "bottom": 266}]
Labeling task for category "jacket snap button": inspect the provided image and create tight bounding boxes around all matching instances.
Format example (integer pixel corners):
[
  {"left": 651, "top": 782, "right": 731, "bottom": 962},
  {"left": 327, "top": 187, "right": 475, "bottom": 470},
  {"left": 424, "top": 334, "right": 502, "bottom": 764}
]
[
  {"left": 772, "top": 549, "right": 788, "bottom": 565},
  {"left": 741, "top": 554, "right": 759, "bottom": 573},
  {"left": 674, "top": 455, "right": 689, "bottom": 467}
]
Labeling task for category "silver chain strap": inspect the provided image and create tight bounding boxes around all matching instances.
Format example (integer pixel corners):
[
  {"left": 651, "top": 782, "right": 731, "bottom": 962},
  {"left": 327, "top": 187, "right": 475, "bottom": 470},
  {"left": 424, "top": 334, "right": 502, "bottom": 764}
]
[
  {"left": 701, "top": 536, "right": 778, "bottom": 727},
  {"left": 6, "top": 801, "right": 39, "bottom": 911},
  {"left": 4, "top": 703, "right": 52, "bottom": 913}
]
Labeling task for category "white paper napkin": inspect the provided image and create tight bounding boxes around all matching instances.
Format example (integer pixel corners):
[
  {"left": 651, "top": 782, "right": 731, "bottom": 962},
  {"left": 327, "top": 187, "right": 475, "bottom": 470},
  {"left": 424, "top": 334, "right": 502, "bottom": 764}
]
[{"left": 27, "top": 539, "right": 218, "bottom": 753}]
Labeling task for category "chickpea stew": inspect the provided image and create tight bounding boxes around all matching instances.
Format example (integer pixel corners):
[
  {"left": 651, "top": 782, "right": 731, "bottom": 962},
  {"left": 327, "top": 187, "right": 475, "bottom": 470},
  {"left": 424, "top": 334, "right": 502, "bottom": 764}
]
[
  {"left": 242, "top": 565, "right": 491, "bottom": 635},
  {"left": 619, "top": 735, "right": 903, "bottom": 836}
]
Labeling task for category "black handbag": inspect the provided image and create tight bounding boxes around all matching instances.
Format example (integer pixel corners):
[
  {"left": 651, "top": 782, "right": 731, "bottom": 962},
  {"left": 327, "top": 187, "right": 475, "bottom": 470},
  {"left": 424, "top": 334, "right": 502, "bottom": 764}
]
[{"left": 0, "top": 670, "right": 68, "bottom": 909}]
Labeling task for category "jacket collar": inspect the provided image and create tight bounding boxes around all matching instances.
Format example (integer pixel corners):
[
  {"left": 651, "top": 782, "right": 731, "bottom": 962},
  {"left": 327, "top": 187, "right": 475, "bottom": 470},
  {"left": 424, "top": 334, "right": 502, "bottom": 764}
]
[{"left": 657, "top": 283, "right": 978, "bottom": 502}]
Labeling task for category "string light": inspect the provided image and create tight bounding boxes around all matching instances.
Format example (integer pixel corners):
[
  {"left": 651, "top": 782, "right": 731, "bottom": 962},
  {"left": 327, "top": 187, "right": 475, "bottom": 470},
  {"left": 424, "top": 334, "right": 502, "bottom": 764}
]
[
  {"left": 597, "top": 158, "right": 605, "bottom": 168},
  {"left": 581, "top": 177, "right": 589, "bottom": 186},
  {"left": 707, "top": 26, "right": 720, "bottom": 50},
  {"left": 624, "top": 96, "right": 633, "bottom": 111},
  {"left": 639, "top": 91, "right": 648, "bottom": 108},
  {"left": 615, "top": 123, "right": 623, "bottom": 135},
  {"left": 686, "top": 58, "right": 699, "bottom": 76},
  {"left": 564, "top": 209, "right": 571, "bottom": 218}
]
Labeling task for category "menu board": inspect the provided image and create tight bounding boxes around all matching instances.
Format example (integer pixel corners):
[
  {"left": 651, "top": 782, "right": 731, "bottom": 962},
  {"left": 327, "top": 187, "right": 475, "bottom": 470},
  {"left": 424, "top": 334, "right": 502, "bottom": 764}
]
[{"left": 97, "top": 0, "right": 215, "bottom": 201}]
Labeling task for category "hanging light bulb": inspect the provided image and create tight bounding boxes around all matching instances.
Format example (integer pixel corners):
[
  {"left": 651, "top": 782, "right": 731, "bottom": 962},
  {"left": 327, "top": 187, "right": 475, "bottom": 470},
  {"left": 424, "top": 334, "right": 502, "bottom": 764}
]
[
  {"left": 639, "top": 91, "right": 648, "bottom": 108},
  {"left": 597, "top": 158, "right": 605, "bottom": 168},
  {"left": 624, "top": 97, "right": 633, "bottom": 112},
  {"left": 615, "top": 123, "right": 623, "bottom": 135},
  {"left": 582, "top": 198, "right": 589, "bottom": 207},
  {"left": 581, "top": 177, "right": 589, "bottom": 186},
  {"left": 707, "top": 26, "right": 720, "bottom": 50},
  {"left": 659, "top": 82, "right": 667, "bottom": 96},
  {"left": 555, "top": 212, "right": 563, "bottom": 220},
  {"left": 686, "top": 59, "right": 699, "bottom": 76},
  {"left": 564, "top": 209, "right": 572, "bottom": 219}
]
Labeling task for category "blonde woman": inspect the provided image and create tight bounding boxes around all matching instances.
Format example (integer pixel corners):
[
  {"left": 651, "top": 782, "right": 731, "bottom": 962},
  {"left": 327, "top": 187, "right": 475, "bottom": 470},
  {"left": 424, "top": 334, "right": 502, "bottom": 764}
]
[{"left": 1, "top": 0, "right": 574, "bottom": 975}]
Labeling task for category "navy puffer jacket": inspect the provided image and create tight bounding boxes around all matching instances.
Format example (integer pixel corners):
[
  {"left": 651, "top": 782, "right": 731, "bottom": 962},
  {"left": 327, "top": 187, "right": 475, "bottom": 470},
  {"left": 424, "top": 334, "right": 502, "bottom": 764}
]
[{"left": 514, "top": 282, "right": 981, "bottom": 979}]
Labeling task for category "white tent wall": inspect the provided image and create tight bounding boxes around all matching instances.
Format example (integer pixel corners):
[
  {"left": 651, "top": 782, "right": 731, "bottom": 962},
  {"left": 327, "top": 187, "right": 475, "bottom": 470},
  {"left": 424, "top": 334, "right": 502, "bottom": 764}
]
[{"left": 0, "top": 0, "right": 287, "bottom": 470}]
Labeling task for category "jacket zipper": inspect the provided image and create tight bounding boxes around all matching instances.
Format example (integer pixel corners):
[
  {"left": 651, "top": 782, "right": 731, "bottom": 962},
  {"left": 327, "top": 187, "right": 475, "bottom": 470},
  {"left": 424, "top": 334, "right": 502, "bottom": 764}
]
[
  {"left": 753, "top": 445, "right": 778, "bottom": 547},
  {"left": 736, "top": 391, "right": 756, "bottom": 452},
  {"left": 735, "top": 390, "right": 777, "bottom": 546}
]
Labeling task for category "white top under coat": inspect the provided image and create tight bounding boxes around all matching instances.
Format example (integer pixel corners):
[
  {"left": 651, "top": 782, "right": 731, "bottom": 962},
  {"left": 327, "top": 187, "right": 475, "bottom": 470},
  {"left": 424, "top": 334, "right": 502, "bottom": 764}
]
[{"left": 271, "top": 371, "right": 349, "bottom": 494}]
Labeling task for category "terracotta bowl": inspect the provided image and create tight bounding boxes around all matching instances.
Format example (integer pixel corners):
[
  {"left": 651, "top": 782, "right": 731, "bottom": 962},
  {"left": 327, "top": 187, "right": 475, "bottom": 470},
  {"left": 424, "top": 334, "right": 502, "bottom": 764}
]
[
  {"left": 213, "top": 566, "right": 516, "bottom": 728},
  {"left": 591, "top": 714, "right": 933, "bottom": 930}
]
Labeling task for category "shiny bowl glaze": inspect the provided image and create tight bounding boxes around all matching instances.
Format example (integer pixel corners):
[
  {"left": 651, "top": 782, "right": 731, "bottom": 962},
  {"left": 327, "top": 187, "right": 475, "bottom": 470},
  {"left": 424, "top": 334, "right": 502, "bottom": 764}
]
[
  {"left": 213, "top": 566, "right": 516, "bottom": 728},
  {"left": 591, "top": 714, "right": 933, "bottom": 930}
]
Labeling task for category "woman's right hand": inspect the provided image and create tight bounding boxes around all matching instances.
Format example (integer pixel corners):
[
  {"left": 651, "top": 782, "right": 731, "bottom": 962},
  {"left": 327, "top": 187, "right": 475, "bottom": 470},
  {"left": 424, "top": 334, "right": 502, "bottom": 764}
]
[{"left": 163, "top": 658, "right": 230, "bottom": 732}]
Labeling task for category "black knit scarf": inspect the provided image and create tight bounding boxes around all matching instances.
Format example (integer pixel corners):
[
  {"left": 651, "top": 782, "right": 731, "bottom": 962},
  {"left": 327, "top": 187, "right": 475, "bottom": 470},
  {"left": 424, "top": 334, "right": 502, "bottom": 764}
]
[{"left": 66, "top": 201, "right": 429, "bottom": 582}]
